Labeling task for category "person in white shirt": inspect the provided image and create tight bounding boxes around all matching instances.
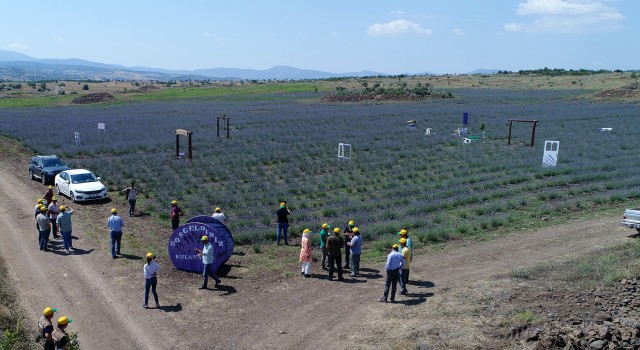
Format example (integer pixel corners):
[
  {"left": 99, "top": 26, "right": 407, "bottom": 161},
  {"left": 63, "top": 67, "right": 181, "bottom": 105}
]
[
  {"left": 211, "top": 207, "right": 226, "bottom": 224},
  {"left": 122, "top": 182, "right": 139, "bottom": 217},
  {"left": 143, "top": 252, "right": 160, "bottom": 308}
]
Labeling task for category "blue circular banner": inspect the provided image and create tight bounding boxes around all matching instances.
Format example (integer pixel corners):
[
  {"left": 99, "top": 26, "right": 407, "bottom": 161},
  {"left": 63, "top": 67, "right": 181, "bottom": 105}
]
[{"left": 168, "top": 217, "right": 234, "bottom": 273}]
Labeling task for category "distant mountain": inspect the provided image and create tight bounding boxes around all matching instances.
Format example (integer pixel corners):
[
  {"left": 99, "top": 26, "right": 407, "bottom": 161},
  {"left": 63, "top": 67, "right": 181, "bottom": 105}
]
[
  {"left": 0, "top": 49, "right": 388, "bottom": 81},
  {"left": 466, "top": 69, "right": 500, "bottom": 75}
]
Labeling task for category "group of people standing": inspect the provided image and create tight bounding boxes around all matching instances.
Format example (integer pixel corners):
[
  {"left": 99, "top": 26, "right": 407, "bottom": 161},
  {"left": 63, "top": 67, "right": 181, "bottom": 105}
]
[
  {"left": 298, "top": 220, "right": 364, "bottom": 280},
  {"left": 35, "top": 187, "right": 74, "bottom": 254},
  {"left": 37, "top": 306, "right": 72, "bottom": 350}
]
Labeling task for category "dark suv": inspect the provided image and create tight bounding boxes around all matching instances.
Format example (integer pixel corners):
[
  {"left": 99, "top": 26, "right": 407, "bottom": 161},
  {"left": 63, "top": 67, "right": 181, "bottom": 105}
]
[{"left": 29, "top": 155, "right": 71, "bottom": 185}]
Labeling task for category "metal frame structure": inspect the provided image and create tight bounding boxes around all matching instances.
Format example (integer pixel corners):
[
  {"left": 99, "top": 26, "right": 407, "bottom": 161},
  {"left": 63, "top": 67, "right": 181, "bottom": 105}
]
[{"left": 216, "top": 115, "right": 230, "bottom": 139}]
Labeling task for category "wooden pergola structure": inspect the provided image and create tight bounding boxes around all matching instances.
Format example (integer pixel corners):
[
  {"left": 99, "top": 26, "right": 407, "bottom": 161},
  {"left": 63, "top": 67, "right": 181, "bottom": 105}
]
[
  {"left": 507, "top": 119, "right": 538, "bottom": 148},
  {"left": 176, "top": 129, "right": 193, "bottom": 161},
  {"left": 216, "top": 115, "right": 230, "bottom": 139}
]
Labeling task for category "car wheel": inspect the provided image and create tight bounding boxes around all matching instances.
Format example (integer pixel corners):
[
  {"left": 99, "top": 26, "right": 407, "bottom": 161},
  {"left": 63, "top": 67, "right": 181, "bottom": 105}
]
[
  {"left": 30, "top": 170, "right": 35, "bottom": 180},
  {"left": 41, "top": 175, "right": 47, "bottom": 185},
  {"left": 71, "top": 192, "right": 77, "bottom": 203}
]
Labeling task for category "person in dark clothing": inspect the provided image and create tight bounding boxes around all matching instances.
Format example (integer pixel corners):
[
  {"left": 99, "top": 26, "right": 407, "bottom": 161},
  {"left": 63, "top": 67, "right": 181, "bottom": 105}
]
[
  {"left": 326, "top": 228, "right": 344, "bottom": 281},
  {"left": 170, "top": 200, "right": 182, "bottom": 231},
  {"left": 275, "top": 202, "right": 291, "bottom": 245}
]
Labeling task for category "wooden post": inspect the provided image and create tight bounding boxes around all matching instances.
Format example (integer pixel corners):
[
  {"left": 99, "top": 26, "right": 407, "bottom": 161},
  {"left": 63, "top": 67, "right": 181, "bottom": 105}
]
[
  {"left": 188, "top": 133, "right": 192, "bottom": 160},
  {"left": 176, "top": 134, "right": 180, "bottom": 159},
  {"left": 531, "top": 120, "right": 538, "bottom": 148},
  {"left": 507, "top": 120, "right": 513, "bottom": 145}
]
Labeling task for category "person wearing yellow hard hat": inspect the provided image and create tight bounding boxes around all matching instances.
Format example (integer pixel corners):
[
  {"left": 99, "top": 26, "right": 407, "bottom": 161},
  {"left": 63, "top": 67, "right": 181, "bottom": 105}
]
[
  {"left": 379, "top": 244, "right": 405, "bottom": 303},
  {"left": 107, "top": 208, "right": 125, "bottom": 258},
  {"left": 212, "top": 206, "right": 227, "bottom": 224},
  {"left": 343, "top": 220, "right": 356, "bottom": 269},
  {"left": 170, "top": 200, "right": 182, "bottom": 231},
  {"left": 399, "top": 238, "right": 411, "bottom": 295},
  {"left": 36, "top": 205, "right": 51, "bottom": 251},
  {"left": 347, "top": 227, "right": 362, "bottom": 276},
  {"left": 51, "top": 316, "right": 72, "bottom": 349},
  {"left": 397, "top": 229, "right": 413, "bottom": 262},
  {"left": 326, "top": 227, "right": 344, "bottom": 281},
  {"left": 38, "top": 306, "right": 57, "bottom": 349},
  {"left": 299, "top": 228, "right": 313, "bottom": 277},
  {"left": 319, "top": 223, "right": 331, "bottom": 270},
  {"left": 35, "top": 198, "right": 46, "bottom": 218},
  {"left": 43, "top": 185, "right": 54, "bottom": 206},
  {"left": 56, "top": 205, "right": 74, "bottom": 254},
  {"left": 275, "top": 201, "right": 291, "bottom": 245},
  {"left": 194, "top": 235, "right": 221, "bottom": 289},
  {"left": 143, "top": 252, "right": 160, "bottom": 308},
  {"left": 48, "top": 196, "right": 61, "bottom": 239}
]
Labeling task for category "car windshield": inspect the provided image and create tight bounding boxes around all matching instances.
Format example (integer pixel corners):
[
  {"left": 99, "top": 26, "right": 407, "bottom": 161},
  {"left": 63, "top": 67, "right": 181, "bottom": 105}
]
[
  {"left": 43, "top": 159, "right": 65, "bottom": 167},
  {"left": 70, "top": 173, "right": 97, "bottom": 184}
]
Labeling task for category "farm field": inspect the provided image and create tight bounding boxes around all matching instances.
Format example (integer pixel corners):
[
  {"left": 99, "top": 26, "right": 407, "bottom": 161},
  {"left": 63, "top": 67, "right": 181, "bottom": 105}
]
[
  {"left": 1, "top": 77, "right": 640, "bottom": 349},
  {"left": 0, "top": 84, "right": 639, "bottom": 250}
]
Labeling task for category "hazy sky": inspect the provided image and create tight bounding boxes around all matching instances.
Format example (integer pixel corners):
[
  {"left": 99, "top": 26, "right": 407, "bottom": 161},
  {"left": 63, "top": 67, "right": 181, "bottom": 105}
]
[{"left": 3, "top": 0, "right": 638, "bottom": 74}]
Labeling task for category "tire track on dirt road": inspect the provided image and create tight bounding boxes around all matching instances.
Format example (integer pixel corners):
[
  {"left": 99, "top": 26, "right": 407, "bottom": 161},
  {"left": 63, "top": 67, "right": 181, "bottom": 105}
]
[{"left": 0, "top": 165, "right": 167, "bottom": 350}]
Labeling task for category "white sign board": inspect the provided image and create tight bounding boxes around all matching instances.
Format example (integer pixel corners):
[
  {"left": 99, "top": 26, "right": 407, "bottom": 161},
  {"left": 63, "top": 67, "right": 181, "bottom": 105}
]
[
  {"left": 338, "top": 143, "right": 352, "bottom": 161},
  {"left": 542, "top": 141, "right": 559, "bottom": 167},
  {"left": 74, "top": 132, "right": 81, "bottom": 146},
  {"left": 98, "top": 123, "right": 105, "bottom": 130}
]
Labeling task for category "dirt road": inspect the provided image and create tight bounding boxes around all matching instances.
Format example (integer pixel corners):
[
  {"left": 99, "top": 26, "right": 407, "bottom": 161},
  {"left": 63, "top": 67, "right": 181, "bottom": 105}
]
[{"left": 0, "top": 153, "right": 633, "bottom": 349}]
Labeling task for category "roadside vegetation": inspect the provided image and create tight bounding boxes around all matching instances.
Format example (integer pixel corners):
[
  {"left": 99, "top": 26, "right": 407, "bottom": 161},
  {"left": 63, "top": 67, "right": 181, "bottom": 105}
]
[{"left": 0, "top": 257, "right": 38, "bottom": 350}]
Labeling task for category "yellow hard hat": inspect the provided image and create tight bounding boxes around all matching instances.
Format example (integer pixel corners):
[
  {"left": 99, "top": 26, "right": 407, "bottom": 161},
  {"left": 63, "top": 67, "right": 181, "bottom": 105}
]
[
  {"left": 321, "top": 223, "right": 328, "bottom": 229},
  {"left": 348, "top": 220, "right": 355, "bottom": 226},
  {"left": 353, "top": 227, "right": 359, "bottom": 233},
  {"left": 279, "top": 202, "right": 286, "bottom": 207},
  {"left": 52, "top": 196, "right": 57, "bottom": 201},
  {"left": 303, "top": 228, "right": 311, "bottom": 234},
  {"left": 57, "top": 316, "right": 72, "bottom": 325},
  {"left": 43, "top": 307, "right": 57, "bottom": 316},
  {"left": 215, "top": 207, "right": 221, "bottom": 212},
  {"left": 37, "top": 199, "right": 44, "bottom": 203},
  {"left": 48, "top": 185, "right": 53, "bottom": 190},
  {"left": 399, "top": 238, "right": 407, "bottom": 244},
  {"left": 111, "top": 208, "right": 117, "bottom": 214},
  {"left": 400, "top": 229, "right": 408, "bottom": 235},
  {"left": 392, "top": 244, "right": 399, "bottom": 249},
  {"left": 200, "top": 235, "right": 209, "bottom": 241},
  {"left": 171, "top": 200, "right": 178, "bottom": 205},
  {"left": 146, "top": 252, "right": 154, "bottom": 259},
  {"left": 39, "top": 206, "right": 47, "bottom": 212},
  {"left": 333, "top": 228, "right": 340, "bottom": 234},
  {"left": 59, "top": 205, "right": 66, "bottom": 211}
]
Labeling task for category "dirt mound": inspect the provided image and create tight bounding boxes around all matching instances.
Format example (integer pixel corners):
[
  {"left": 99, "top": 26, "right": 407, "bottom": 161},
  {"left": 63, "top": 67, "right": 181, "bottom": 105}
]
[
  {"left": 501, "top": 278, "right": 640, "bottom": 349},
  {"left": 139, "top": 85, "right": 160, "bottom": 92},
  {"left": 321, "top": 91, "right": 452, "bottom": 102},
  {"left": 72, "top": 92, "right": 115, "bottom": 104},
  {"left": 597, "top": 85, "right": 640, "bottom": 98}
]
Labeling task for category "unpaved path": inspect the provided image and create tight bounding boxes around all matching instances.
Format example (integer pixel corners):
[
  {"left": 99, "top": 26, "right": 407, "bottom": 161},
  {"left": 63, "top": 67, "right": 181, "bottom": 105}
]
[{"left": 0, "top": 152, "right": 633, "bottom": 349}]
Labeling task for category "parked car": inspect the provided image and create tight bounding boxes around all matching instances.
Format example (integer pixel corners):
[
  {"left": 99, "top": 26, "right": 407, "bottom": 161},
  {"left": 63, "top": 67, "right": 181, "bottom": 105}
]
[
  {"left": 55, "top": 169, "right": 108, "bottom": 202},
  {"left": 29, "top": 155, "right": 71, "bottom": 185},
  {"left": 622, "top": 208, "right": 640, "bottom": 232}
]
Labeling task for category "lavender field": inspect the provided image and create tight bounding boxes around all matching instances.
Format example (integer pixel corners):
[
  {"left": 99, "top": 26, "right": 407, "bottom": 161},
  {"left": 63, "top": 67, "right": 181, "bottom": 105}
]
[{"left": 2, "top": 88, "right": 640, "bottom": 245}]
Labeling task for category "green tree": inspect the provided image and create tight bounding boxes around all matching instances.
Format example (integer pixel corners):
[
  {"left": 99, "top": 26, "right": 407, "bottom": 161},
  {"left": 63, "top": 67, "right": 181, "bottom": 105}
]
[{"left": 82, "top": 84, "right": 89, "bottom": 90}]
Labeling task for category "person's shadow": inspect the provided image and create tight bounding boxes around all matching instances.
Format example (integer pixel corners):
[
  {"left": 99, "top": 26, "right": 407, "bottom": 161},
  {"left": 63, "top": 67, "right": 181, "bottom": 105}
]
[
  {"left": 68, "top": 248, "right": 94, "bottom": 256},
  {"left": 397, "top": 280, "right": 436, "bottom": 306},
  {"left": 158, "top": 303, "right": 182, "bottom": 313},
  {"left": 118, "top": 253, "right": 143, "bottom": 260},
  {"left": 358, "top": 268, "right": 382, "bottom": 279},
  {"left": 214, "top": 285, "right": 236, "bottom": 296}
]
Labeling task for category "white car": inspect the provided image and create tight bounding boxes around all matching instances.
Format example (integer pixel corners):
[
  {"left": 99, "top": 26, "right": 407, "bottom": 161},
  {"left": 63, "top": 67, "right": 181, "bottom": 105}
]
[{"left": 55, "top": 169, "right": 109, "bottom": 202}]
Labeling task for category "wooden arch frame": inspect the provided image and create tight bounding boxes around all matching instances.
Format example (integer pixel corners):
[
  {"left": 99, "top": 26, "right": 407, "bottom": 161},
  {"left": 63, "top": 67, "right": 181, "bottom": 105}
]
[
  {"left": 507, "top": 119, "right": 538, "bottom": 148},
  {"left": 176, "top": 129, "right": 193, "bottom": 161}
]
